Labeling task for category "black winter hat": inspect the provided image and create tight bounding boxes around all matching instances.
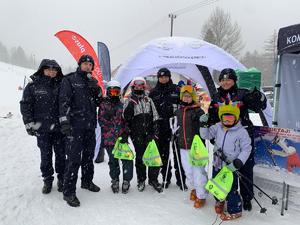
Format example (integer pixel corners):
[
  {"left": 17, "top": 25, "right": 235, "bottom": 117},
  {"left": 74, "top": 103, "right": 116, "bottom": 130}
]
[
  {"left": 157, "top": 68, "right": 171, "bottom": 78},
  {"left": 78, "top": 55, "right": 95, "bottom": 69},
  {"left": 219, "top": 68, "right": 237, "bottom": 82}
]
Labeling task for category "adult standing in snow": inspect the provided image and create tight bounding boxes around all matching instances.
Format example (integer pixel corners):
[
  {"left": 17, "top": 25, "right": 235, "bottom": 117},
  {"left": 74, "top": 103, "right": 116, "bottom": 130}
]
[
  {"left": 207, "top": 68, "right": 267, "bottom": 211},
  {"left": 98, "top": 80, "right": 133, "bottom": 194},
  {"left": 149, "top": 68, "right": 187, "bottom": 190},
  {"left": 20, "top": 59, "right": 65, "bottom": 194},
  {"left": 123, "top": 77, "right": 162, "bottom": 193},
  {"left": 59, "top": 55, "right": 102, "bottom": 207}
]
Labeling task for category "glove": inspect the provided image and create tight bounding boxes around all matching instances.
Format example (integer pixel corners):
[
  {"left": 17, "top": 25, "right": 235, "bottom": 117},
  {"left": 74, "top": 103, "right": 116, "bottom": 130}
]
[
  {"left": 227, "top": 158, "right": 243, "bottom": 172},
  {"left": 60, "top": 121, "right": 72, "bottom": 136},
  {"left": 199, "top": 114, "right": 209, "bottom": 123},
  {"left": 120, "top": 134, "right": 128, "bottom": 143},
  {"left": 25, "top": 122, "right": 41, "bottom": 136},
  {"left": 214, "top": 147, "right": 227, "bottom": 162}
]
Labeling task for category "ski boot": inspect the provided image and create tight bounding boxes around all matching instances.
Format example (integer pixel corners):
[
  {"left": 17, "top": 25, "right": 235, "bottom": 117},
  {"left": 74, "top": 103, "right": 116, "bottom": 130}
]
[
  {"left": 42, "top": 182, "right": 52, "bottom": 194},
  {"left": 243, "top": 200, "right": 252, "bottom": 211},
  {"left": 194, "top": 198, "right": 206, "bottom": 208},
  {"left": 63, "top": 195, "right": 80, "bottom": 207},
  {"left": 122, "top": 180, "right": 130, "bottom": 194},
  {"left": 111, "top": 180, "right": 119, "bottom": 193},
  {"left": 137, "top": 181, "right": 145, "bottom": 192},
  {"left": 149, "top": 180, "right": 163, "bottom": 193},
  {"left": 81, "top": 181, "right": 101, "bottom": 192}
]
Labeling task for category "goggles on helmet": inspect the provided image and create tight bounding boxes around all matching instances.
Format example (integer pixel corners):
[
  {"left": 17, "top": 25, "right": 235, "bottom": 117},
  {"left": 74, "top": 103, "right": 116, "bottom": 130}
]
[
  {"left": 221, "top": 114, "right": 236, "bottom": 124},
  {"left": 108, "top": 87, "right": 121, "bottom": 97},
  {"left": 133, "top": 80, "right": 146, "bottom": 87},
  {"left": 180, "top": 85, "right": 194, "bottom": 94}
]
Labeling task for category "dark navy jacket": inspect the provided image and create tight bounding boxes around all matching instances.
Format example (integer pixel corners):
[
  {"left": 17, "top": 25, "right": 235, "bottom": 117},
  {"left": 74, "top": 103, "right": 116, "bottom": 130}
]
[
  {"left": 20, "top": 60, "right": 63, "bottom": 133},
  {"left": 59, "top": 69, "right": 101, "bottom": 130}
]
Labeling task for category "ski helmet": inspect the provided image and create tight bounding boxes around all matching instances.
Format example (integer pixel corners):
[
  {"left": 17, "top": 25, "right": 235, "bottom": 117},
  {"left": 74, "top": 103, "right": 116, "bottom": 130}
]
[
  {"left": 180, "top": 85, "right": 197, "bottom": 103},
  {"left": 107, "top": 80, "right": 121, "bottom": 97},
  {"left": 130, "top": 77, "right": 146, "bottom": 88},
  {"left": 78, "top": 55, "right": 95, "bottom": 70},
  {"left": 218, "top": 101, "right": 240, "bottom": 128}
]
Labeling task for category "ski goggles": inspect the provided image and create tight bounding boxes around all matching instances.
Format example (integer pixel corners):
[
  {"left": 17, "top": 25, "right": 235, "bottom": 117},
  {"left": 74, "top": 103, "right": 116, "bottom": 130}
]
[
  {"left": 221, "top": 114, "right": 236, "bottom": 123},
  {"left": 180, "top": 85, "right": 194, "bottom": 94},
  {"left": 108, "top": 88, "right": 121, "bottom": 96},
  {"left": 133, "top": 80, "right": 146, "bottom": 87}
]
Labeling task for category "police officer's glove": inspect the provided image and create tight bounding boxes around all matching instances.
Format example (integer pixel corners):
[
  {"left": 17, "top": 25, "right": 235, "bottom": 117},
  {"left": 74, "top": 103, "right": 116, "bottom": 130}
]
[
  {"left": 60, "top": 121, "right": 72, "bottom": 136},
  {"left": 87, "top": 74, "right": 101, "bottom": 95},
  {"left": 120, "top": 134, "right": 128, "bottom": 144},
  {"left": 25, "top": 122, "right": 41, "bottom": 136},
  {"left": 227, "top": 158, "right": 243, "bottom": 172},
  {"left": 199, "top": 114, "right": 209, "bottom": 127}
]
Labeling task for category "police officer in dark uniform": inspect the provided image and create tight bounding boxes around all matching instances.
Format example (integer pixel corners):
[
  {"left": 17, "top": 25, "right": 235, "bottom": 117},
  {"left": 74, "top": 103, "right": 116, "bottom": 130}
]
[
  {"left": 20, "top": 59, "right": 65, "bottom": 194},
  {"left": 207, "top": 68, "right": 267, "bottom": 211},
  {"left": 59, "top": 55, "right": 102, "bottom": 207}
]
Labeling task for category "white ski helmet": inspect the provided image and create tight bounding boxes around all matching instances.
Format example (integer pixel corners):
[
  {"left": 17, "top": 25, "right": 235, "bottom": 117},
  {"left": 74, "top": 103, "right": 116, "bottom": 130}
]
[
  {"left": 130, "top": 76, "right": 146, "bottom": 88},
  {"left": 107, "top": 80, "right": 121, "bottom": 89}
]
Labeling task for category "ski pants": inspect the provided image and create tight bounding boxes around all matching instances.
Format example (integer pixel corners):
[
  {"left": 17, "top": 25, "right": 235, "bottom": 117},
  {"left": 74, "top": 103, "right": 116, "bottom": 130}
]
[
  {"left": 37, "top": 132, "right": 65, "bottom": 184},
  {"left": 180, "top": 149, "right": 208, "bottom": 199},
  {"left": 158, "top": 135, "right": 186, "bottom": 185},
  {"left": 213, "top": 167, "right": 242, "bottom": 214},
  {"left": 63, "top": 128, "right": 96, "bottom": 197},
  {"left": 239, "top": 137, "right": 255, "bottom": 203},
  {"left": 131, "top": 135, "right": 160, "bottom": 183},
  {"left": 106, "top": 145, "right": 133, "bottom": 182}
]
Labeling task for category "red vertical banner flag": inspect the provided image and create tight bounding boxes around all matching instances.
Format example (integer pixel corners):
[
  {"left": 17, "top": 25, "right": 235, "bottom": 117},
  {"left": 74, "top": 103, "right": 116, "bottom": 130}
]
[{"left": 55, "top": 30, "right": 104, "bottom": 90}]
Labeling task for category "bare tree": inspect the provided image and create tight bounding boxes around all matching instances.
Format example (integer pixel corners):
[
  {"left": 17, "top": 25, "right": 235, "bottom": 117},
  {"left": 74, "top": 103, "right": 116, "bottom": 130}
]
[{"left": 201, "top": 7, "right": 244, "bottom": 57}]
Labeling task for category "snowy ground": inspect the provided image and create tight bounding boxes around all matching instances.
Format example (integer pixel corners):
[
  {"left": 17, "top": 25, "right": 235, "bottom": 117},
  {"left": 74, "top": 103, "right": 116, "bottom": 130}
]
[{"left": 0, "top": 62, "right": 299, "bottom": 225}]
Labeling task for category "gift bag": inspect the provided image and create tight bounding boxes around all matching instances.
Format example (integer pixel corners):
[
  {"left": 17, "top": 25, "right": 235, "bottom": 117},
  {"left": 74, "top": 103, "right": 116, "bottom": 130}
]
[
  {"left": 189, "top": 135, "right": 209, "bottom": 167},
  {"left": 112, "top": 137, "right": 135, "bottom": 160},
  {"left": 142, "top": 140, "right": 162, "bottom": 167}
]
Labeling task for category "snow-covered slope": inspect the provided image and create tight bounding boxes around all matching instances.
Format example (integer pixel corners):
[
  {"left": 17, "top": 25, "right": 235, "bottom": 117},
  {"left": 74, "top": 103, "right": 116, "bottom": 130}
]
[{"left": 0, "top": 62, "right": 299, "bottom": 225}]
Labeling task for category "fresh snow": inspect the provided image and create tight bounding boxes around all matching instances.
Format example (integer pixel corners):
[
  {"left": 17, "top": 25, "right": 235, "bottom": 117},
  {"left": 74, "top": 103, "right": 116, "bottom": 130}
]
[{"left": 0, "top": 61, "right": 299, "bottom": 225}]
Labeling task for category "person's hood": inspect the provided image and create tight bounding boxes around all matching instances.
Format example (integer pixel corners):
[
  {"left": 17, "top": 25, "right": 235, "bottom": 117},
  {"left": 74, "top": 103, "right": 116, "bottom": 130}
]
[{"left": 31, "top": 59, "right": 63, "bottom": 81}]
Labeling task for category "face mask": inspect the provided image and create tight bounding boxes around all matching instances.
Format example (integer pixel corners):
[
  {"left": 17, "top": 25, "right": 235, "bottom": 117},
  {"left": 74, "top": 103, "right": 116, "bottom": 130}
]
[{"left": 133, "top": 89, "right": 144, "bottom": 95}]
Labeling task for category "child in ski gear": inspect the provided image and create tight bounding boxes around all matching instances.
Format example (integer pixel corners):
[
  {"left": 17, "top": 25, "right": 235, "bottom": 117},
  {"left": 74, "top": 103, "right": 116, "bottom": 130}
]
[
  {"left": 149, "top": 68, "right": 186, "bottom": 190},
  {"left": 123, "top": 77, "right": 162, "bottom": 193},
  {"left": 20, "top": 59, "right": 65, "bottom": 195},
  {"left": 200, "top": 101, "right": 252, "bottom": 220},
  {"left": 174, "top": 85, "right": 207, "bottom": 208},
  {"left": 98, "top": 80, "right": 133, "bottom": 194},
  {"left": 207, "top": 68, "right": 267, "bottom": 211},
  {"left": 59, "top": 55, "right": 102, "bottom": 207}
]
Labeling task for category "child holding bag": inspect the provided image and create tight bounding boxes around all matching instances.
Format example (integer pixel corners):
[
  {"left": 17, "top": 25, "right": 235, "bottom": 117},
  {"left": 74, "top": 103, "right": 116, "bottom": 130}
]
[{"left": 175, "top": 85, "right": 208, "bottom": 208}]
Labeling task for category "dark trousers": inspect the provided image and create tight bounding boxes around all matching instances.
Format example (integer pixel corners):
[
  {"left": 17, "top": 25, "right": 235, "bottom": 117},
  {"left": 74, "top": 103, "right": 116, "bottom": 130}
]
[
  {"left": 158, "top": 136, "right": 186, "bottom": 184},
  {"left": 63, "top": 129, "right": 96, "bottom": 196},
  {"left": 239, "top": 137, "right": 255, "bottom": 203},
  {"left": 37, "top": 132, "right": 65, "bottom": 184},
  {"left": 132, "top": 136, "right": 160, "bottom": 183},
  {"left": 213, "top": 167, "right": 242, "bottom": 214},
  {"left": 106, "top": 145, "right": 133, "bottom": 182}
]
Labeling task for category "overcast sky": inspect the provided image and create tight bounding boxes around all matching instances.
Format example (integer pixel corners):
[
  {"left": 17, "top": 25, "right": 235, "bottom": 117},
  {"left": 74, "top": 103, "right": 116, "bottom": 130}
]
[{"left": 0, "top": 0, "right": 299, "bottom": 70}]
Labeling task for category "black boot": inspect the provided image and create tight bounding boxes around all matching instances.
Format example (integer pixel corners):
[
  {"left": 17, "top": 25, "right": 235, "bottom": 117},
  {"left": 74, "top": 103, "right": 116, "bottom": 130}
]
[
  {"left": 176, "top": 181, "right": 188, "bottom": 191},
  {"left": 149, "top": 180, "right": 163, "bottom": 193},
  {"left": 42, "top": 182, "right": 52, "bottom": 194},
  {"left": 111, "top": 180, "right": 119, "bottom": 193},
  {"left": 81, "top": 181, "right": 101, "bottom": 192},
  {"left": 243, "top": 200, "right": 252, "bottom": 211},
  {"left": 57, "top": 180, "right": 63, "bottom": 192},
  {"left": 163, "top": 181, "right": 171, "bottom": 189},
  {"left": 95, "top": 148, "right": 105, "bottom": 163},
  {"left": 137, "top": 181, "right": 145, "bottom": 192},
  {"left": 122, "top": 180, "right": 130, "bottom": 194},
  {"left": 63, "top": 195, "right": 80, "bottom": 207}
]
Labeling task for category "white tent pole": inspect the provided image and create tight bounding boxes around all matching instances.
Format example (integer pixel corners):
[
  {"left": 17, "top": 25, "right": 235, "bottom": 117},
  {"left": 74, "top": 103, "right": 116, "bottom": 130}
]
[{"left": 272, "top": 55, "right": 282, "bottom": 128}]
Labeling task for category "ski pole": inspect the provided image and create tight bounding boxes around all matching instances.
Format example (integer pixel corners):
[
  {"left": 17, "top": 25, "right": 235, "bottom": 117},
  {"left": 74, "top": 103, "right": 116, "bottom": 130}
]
[
  {"left": 236, "top": 171, "right": 278, "bottom": 205},
  {"left": 163, "top": 136, "right": 173, "bottom": 190},
  {"left": 173, "top": 138, "right": 185, "bottom": 191},
  {"left": 237, "top": 172, "right": 267, "bottom": 214}
]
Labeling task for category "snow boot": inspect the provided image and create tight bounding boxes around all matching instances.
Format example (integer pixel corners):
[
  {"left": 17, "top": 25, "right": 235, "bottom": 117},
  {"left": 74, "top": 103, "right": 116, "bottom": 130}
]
[
  {"left": 42, "top": 182, "right": 52, "bottom": 194},
  {"left": 63, "top": 195, "right": 80, "bottom": 207},
  {"left": 176, "top": 181, "right": 188, "bottom": 191},
  {"left": 190, "top": 189, "right": 196, "bottom": 201},
  {"left": 215, "top": 201, "right": 225, "bottom": 214},
  {"left": 137, "top": 181, "right": 145, "bottom": 192},
  {"left": 149, "top": 180, "right": 163, "bottom": 193},
  {"left": 57, "top": 180, "right": 63, "bottom": 192},
  {"left": 194, "top": 198, "right": 206, "bottom": 208},
  {"left": 220, "top": 212, "right": 242, "bottom": 221},
  {"left": 122, "top": 180, "right": 130, "bottom": 194},
  {"left": 163, "top": 181, "right": 171, "bottom": 189},
  {"left": 81, "top": 181, "right": 101, "bottom": 192},
  {"left": 243, "top": 200, "right": 252, "bottom": 211},
  {"left": 111, "top": 180, "right": 119, "bottom": 193}
]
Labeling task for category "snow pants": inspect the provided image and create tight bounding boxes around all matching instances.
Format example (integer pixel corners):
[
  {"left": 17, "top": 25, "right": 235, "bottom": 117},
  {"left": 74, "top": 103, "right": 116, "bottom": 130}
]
[
  {"left": 180, "top": 149, "right": 208, "bottom": 199},
  {"left": 37, "top": 132, "right": 65, "bottom": 184},
  {"left": 131, "top": 136, "right": 160, "bottom": 183},
  {"left": 63, "top": 128, "right": 96, "bottom": 197},
  {"left": 213, "top": 167, "right": 242, "bottom": 214},
  {"left": 106, "top": 145, "right": 133, "bottom": 182}
]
